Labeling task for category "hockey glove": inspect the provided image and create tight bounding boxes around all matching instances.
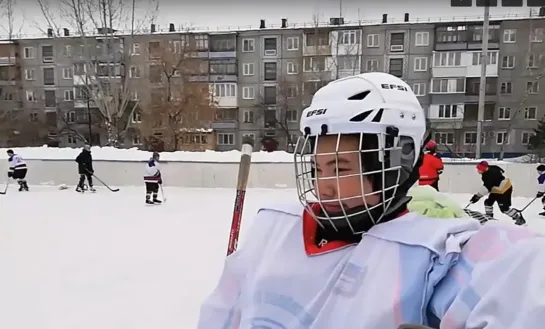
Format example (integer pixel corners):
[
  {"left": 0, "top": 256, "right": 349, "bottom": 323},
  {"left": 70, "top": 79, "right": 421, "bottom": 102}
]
[
  {"left": 7, "top": 171, "right": 12, "bottom": 178},
  {"left": 470, "top": 194, "right": 481, "bottom": 204},
  {"left": 158, "top": 178, "right": 163, "bottom": 185},
  {"left": 537, "top": 192, "right": 545, "bottom": 198}
]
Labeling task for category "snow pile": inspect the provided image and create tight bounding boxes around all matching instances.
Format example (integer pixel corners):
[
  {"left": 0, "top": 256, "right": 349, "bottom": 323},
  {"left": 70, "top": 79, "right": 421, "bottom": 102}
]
[{"left": 0, "top": 145, "right": 534, "bottom": 164}]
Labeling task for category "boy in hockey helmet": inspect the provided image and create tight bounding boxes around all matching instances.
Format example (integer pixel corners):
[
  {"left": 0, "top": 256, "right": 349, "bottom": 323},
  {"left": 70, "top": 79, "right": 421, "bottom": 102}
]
[
  {"left": 417, "top": 140, "right": 443, "bottom": 191},
  {"left": 143, "top": 151, "right": 162, "bottom": 204},
  {"left": 198, "top": 73, "right": 545, "bottom": 329}
]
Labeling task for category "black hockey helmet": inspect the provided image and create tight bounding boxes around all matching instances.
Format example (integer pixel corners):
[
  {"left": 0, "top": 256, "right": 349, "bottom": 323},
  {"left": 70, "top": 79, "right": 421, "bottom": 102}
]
[
  {"left": 537, "top": 164, "right": 545, "bottom": 172},
  {"left": 6, "top": 149, "right": 13, "bottom": 155},
  {"left": 152, "top": 151, "right": 160, "bottom": 161}
]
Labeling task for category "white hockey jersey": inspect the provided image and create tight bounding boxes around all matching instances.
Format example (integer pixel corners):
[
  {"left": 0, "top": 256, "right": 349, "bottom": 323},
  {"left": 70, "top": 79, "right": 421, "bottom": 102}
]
[
  {"left": 198, "top": 202, "right": 545, "bottom": 329},
  {"left": 8, "top": 154, "right": 27, "bottom": 173},
  {"left": 143, "top": 158, "right": 161, "bottom": 183}
]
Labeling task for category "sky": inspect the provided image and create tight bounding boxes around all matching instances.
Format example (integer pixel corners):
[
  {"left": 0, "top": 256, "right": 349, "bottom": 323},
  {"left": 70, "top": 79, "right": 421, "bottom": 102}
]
[{"left": 0, "top": 0, "right": 538, "bottom": 39}]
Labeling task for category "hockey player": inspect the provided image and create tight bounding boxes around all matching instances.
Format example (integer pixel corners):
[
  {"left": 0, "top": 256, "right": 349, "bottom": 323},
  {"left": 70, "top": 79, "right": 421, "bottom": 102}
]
[
  {"left": 197, "top": 73, "right": 545, "bottom": 329},
  {"left": 536, "top": 164, "right": 545, "bottom": 216},
  {"left": 417, "top": 139, "right": 443, "bottom": 191},
  {"left": 144, "top": 152, "right": 162, "bottom": 204},
  {"left": 469, "top": 160, "right": 525, "bottom": 225},
  {"left": 75, "top": 144, "right": 95, "bottom": 192},
  {"left": 6, "top": 149, "right": 29, "bottom": 191}
]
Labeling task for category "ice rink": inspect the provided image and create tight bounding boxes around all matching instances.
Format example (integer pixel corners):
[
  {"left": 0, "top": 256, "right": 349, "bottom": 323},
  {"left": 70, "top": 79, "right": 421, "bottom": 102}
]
[{"left": 1, "top": 186, "right": 545, "bottom": 329}]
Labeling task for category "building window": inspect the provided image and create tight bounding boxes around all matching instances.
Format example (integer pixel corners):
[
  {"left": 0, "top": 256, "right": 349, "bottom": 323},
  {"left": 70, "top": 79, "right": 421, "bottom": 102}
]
[
  {"left": 43, "top": 67, "right": 55, "bottom": 86},
  {"left": 242, "top": 63, "right": 254, "bottom": 76},
  {"left": 503, "top": 29, "right": 516, "bottom": 43},
  {"left": 496, "top": 132, "right": 509, "bottom": 145},
  {"left": 62, "top": 67, "right": 73, "bottom": 79},
  {"left": 464, "top": 132, "right": 485, "bottom": 145},
  {"left": 340, "top": 30, "right": 360, "bottom": 45},
  {"left": 433, "top": 52, "right": 462, "bottom": 67},
  {"left": 214, "top": 83, "right": 236, "bottom": 97},
  {"left": 415, "top": 32, "right": 429, "bottom": 46},
  {"left": 521, "top": 132, "right": 534, "bottom": 145},
  {"left": 438, "top": 104, "right": 459, "bottom": 118},
  {"left": 527, "top": 81, "right": 539, "bottom": 94},
  {"left": 412, "top": 83, "right": 426, "bottom": 96},
  {"left": 434, "top": 132, "right": 454, "bottom": 145},
  {"left": 44, "top": 90, "right": 56, "bottom": 107},
  {"left": 217, "top": 133, "right": 235, "bottom": 145},
  {"left": 242, "top": 38, "right": 255, "bottom": 52},
  {"left": 287, "top": 62, "right": 298, "bottom": 74},
  {"left": 524, "top": 106, "right": 537, "bottom": 119},
  {"left": 472, "top": 52, "right": 497, "bottom": 66},
  {"left": 242, "top": 86, "right": 255, "bottom": 99},
  {"left": 263, "top": 86, "right": 277, "bottom": 104},
  {"left": 388, "top": 58, "right": 403, "bottom": 77},
  {"left": 23, "top": 47, "right": 34, "bottom": 59},
  {"left": 367, "top": 34, "right": 379, "bottom": 47},
  {"left": 263, "top": 37, "right": 277, "bottom": 55},
  {"left": 263, "top": 62, "right": 277, "bottom": 81},
  {"left": 130, "top": 66, "right": 140, "bottom": 78},
  {"left": 530, "top": 28, "right": 543, "bottom": 42},
  {"left": 243, "top": 110, "right": 254, "bottom": 123},
  {"left": 41, "top": 45, "right": 53, "bottom": 63},
  {"left": 25, "top": 69, "right": 34, "bottom": 80},
  {"left": 500, "top": 82, "right": 512, "bottom": 94},
  {"left": 366, "top": 59, "right": 379, "bottom": 72},
  {"left": 431, "top": 78, "right": 465, "bottom": 93},
  {"left": 501, "top": 55, "right": 515, "bottom": 69},
  {"left": 286, "top": 109, "right": 298, "bottom": 122},
  {"left": 64, "top": 90, "right": 74, "bottom": 101},
  {"left": 287, "top": 37, "right": 299, "bottom": 50},
  {"left": 414, "top": 57, "right": 428, "bottom": 71},
  {"left": 498, "top": 107, "right": 511, "bottom": 120}
]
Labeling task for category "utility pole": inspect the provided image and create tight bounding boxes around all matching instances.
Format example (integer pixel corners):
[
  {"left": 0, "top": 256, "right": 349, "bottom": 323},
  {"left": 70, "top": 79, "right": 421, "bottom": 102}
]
[
  {"left": 86, "top": 74, "right": 93, "bottom": 146},
  {"left": 475, "top": 0, "right": 490, "bottom": 159}
]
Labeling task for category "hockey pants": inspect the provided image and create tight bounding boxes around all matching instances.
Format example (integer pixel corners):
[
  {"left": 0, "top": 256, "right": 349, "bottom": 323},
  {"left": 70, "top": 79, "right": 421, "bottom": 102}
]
[
  {"left": 483, "top": 187, "right": 521, "bottom": 220},
  {"left": 78, "top": 173, "right": 93, "bottom": 188},
  {"left": 145, "top": 182, "right": 159, "bottom": 201}
]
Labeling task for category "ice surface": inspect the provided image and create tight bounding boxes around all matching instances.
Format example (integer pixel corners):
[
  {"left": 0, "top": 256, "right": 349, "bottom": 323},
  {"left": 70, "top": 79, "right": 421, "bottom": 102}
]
[
  {"left": 0, "top": 145, "right": 523, "bottom": 164},
  {"left": 0, "top": 187, "right": 544, "bottom": 329}
]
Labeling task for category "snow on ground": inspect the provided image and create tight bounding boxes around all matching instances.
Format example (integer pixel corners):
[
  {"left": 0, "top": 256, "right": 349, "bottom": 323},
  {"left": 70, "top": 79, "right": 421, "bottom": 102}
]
[
  {"left": 1, "top": 186, "right": 544, "bottom": 329},
  {"left": 0, "top": 145, "right": 526, "bottom": 164}
]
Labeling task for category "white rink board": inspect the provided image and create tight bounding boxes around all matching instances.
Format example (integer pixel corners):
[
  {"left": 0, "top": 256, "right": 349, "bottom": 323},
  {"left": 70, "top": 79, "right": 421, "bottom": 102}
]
[{"left": 0, "top": 160, "right": 541, "bottom": 197}]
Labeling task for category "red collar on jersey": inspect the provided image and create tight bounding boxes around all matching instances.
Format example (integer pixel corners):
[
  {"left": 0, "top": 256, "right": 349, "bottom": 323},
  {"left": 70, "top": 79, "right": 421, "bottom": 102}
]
[{"left": 302, "top": 203, "right": 409, "bottom": 256}]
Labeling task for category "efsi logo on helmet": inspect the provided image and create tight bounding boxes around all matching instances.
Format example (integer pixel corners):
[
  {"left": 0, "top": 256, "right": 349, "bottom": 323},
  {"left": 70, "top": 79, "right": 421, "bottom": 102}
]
[
  {"left": 381, "top": 84, "right": 408, "bottom": 91},
  {"left": 306, "top": 108, "right": 328, "bottom": 117}
]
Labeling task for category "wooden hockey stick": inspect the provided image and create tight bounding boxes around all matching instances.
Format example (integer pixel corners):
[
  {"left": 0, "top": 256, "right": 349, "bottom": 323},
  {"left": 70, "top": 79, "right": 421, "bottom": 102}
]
[{"left": 226, "top": 136, "right": 254, "bottom": 256}]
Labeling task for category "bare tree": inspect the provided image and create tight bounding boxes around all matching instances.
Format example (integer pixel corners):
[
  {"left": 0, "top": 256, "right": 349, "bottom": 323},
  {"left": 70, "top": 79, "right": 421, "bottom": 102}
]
[
  {"left": 139, "top": 39, "right": 215, "bottom": 151},
  {"left": 36, "top": 0, "right": 159, "bottom": 146},
  {"left": 497, "top": 10, "right": 545, "bottom": 160},
  {"left": 0, "top": 0, "right": 24, "bottom": 40}
]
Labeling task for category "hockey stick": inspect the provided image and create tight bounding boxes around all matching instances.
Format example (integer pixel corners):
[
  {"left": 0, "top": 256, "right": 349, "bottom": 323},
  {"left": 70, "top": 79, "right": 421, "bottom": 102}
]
[
  {"left": 0, "top": 180, "right": 9, "bottom": 195},
  {"left": 90, "top": 173, "right": 120, "bottom": 192},
  {"left": 515, "top": 196, "right": 537, "bottom": 213},
  {"left": 226, "top": 136, "right": 254, "bottom": 256},
  {"left": 159, "top": 184, "right": 166, "bottom": 203}
]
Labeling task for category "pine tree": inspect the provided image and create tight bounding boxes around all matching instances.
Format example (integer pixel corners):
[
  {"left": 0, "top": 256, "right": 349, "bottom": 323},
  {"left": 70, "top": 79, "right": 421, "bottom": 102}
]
[{"left": 528, "top": 117, "right": 545, "bottom": 152}]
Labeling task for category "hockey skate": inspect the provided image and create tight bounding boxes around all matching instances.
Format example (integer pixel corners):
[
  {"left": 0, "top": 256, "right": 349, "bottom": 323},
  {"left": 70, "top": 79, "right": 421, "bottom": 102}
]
[{"left": 152, "top": 198, "right": 162, "bottom": 204}]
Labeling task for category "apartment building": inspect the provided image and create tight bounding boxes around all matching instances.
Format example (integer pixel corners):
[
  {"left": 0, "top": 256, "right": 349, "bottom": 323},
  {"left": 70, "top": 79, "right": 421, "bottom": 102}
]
[
  {"left": 1, "top": 13, "right": 544, "bottom": 156},
  {"left": 0, "top": 40, "right": 21, "bottom": 146}
]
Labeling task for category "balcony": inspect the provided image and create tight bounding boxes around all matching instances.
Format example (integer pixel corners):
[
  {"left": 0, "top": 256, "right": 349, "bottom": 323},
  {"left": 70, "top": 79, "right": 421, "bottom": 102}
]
[
  {"left": 209, "top": 34, "right": 236, "bottom": 58},
  {"left": 303, "top": 30, "right": 331, "bottom": 56},
  {"left": 431, "top": 51, "right": 498, "bottom": 78},
  {"left": 211, "top": 82, "right": 237, "bottom": 108},
  {"left": 211, "top": 108, "right": 238, "bottom": 129},
  {"left": 0, "top": 57, "right": 16, "bottom": 66},
  {"left": 209, "top": 59, "right": 237, "bottom": 82},
  {"left": 428, "top": 104, "right": 464, "bottom": 129},
  {"left": 461, "top": 103, "right": 495, "bottom": 128},
  {"left": 434, "top": 23, "right": 500, "bottom": 51},
  {"left": 465, "top": 77, "right": 498, "bottom": 103}
]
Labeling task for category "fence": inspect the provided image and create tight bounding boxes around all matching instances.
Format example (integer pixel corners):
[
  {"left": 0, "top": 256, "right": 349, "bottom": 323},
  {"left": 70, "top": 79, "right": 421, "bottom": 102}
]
[{"left": 1, "top": 160, "right": 540, "bottom": 197}]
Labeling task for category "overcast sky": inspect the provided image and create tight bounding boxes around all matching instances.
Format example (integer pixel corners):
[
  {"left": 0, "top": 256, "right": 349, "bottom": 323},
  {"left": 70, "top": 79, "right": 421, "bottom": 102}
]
[{"left": 0, "top": 0, "right": 537, "bottom": 38}]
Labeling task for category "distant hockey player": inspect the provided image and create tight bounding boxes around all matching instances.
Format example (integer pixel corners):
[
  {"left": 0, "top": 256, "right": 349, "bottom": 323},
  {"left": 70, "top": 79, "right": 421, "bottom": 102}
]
[
  {"left": 198, "top": 73, "right": 545, "bottom": 329},
  {"left": 75, "top": 144, "right": 95, "bottom": 192},
  {"left": 536, "top": 164, "right": 545, "bottom": 216},
  {"left": 6, "top": 149, "right": 29, "bottom": 191},
  {"left": 469, "top": 160, "right": 525, "bottom": 225},
  {"left": 417, "top": 139, "right": 443, "bottom": 191},
  {"left": 144, "top": 152, "right": 162, "bottom": 205}
]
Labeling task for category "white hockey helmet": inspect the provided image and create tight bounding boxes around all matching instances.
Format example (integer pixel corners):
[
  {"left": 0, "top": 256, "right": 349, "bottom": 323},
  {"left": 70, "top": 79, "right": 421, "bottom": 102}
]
[{"left": 294, "top": 72, "right": 426, "bottom": 234}]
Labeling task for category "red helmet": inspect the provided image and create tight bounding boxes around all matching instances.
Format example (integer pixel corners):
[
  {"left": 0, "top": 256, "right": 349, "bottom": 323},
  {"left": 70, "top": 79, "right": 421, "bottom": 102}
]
[
  {"left": 476, "top": 161, "right": 488, "bottom": 173},
  {"left": 425, "top": 140, "right": 437, "bottom": 150}
]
